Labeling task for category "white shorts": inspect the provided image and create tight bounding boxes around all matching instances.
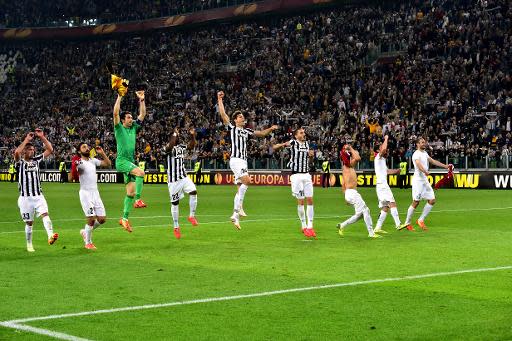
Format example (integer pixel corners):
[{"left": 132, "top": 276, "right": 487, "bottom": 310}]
[
  {"left": 290, "top": 173, "right": 313, "bottom": 199},
  {"left": 344, "top": 189, "right": 368, "bottom": 214},
  {"left": 229, "top": 158, "right": 249, "bottom": 185},
  {"left": 18, "top": 195, "right": 49, "bottom": 222},
  {"left": 79, "top": 189, "right": 106, "bottom": 217},
  {"left": 412, "top": 180, "right": 435, "bottom": 201},
  {"left": 168, "top": 177, "right": 196, "bottom": 202},
  {"left": 376, "top": 184, "right": 396, "bottom": 208}
]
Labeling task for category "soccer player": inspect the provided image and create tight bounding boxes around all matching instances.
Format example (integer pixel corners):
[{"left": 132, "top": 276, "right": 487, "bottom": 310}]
[
  {"left": 75, "top": 143, "right": 111, "bottom": 249},
  {"left": 400, "top": 137, "right": 451, "bottom": 231},
  {"left": 336, "top": 145, "right": 380, "bottom": 238},
  {"left": 373, "top": 135, "right": 403, "bottom": 233},
  {"left": 14, "top": 129, "right": 59, "bottom": 252},
  {"left": 273, "top": 128, "right": 316, "bottom": 238},
  {"left": 165, "top": 127, "right": 199, "bottom": 239},
  {"left": 217, "top": 91, "right": 278, "bottom": 230},
  {"left": 113, "top": 91, "right": 147, "bottom": 232}
]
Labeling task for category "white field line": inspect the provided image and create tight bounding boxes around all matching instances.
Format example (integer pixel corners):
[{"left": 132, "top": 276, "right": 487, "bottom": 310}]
[
  {"left": 1, "top": 265, "right": 511, "bottom": 341},
  {"left": 0, "top": 206, "right": 510, "bottom": 236},
  {"left": 0, "top": 322, "right": 91, "bottom": 341},
  {"left": 0, "top": 206, "right": 510, "bottom": 226}
]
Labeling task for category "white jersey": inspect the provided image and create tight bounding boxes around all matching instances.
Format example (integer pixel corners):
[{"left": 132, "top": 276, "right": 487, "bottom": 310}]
[
  {"left": 76, "top": 158, "right": 102, "bottom": 190},
  {"left": 412, "top": 150, "right": 429, "bottom": 182},
  {"left": 374, "top": 153, "right": 388, "bottom": 185}
]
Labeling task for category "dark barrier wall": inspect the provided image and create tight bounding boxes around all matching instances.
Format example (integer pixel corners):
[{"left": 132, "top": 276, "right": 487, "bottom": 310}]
[
  {"left": 1, "top": 171, "right": 511, "bottom": 189},
  {"left": 0, "top": 0, "right": 335, "bottom": 40}
]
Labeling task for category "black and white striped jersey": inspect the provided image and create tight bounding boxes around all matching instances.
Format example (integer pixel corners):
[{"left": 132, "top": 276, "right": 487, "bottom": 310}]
[
  {"left": 167, "top": 144, "right": 188, "bottom": 183},
  {"left": 17, "top": 154, "right": 44, "bottom": 196},
  {"left": 227, "top": 123, "right": 254, "bottom": 160},
  {"left": 287, "top": 139, "right": 310, "bottom": 173}
]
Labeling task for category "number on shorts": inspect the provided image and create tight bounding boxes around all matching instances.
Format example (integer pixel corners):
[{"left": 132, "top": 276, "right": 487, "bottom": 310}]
[
  {"left": 88, "top": 208, "right": 94, "bottom": 215},
  {"left": 299, "top": 190, "right": 304, "bottom": 197},
  {"left": 172, "top": 193, "right": 180, "bottom": 202},
  {"left": 22, "top": 213, "right": 30, "bottom": 220},
  {"left": 241, "top": 168, "right": 248, "bottom": 174}
]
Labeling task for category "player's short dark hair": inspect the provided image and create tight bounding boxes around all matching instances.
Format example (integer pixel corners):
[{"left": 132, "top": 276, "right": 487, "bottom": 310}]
[
  {"left": 76, "top": 142, "right": 87, "bottom": 154},
  {"left": 416, "top": 136, "right": 425, "bottom": 144},
  {"left": 24, "top": 143, "right": 34, "bottom": 149},
  {"left": 231, "top": 110, "right": 243, "bottom": 121},
  {"left": 373, "top": 143, "right": 380, "bottom": 153},
  {"left": 120, "top": 111, "right": 132, "bottom": 121},
  {"left": 293, "top": 127, "right": 304, "bottom": 137}
]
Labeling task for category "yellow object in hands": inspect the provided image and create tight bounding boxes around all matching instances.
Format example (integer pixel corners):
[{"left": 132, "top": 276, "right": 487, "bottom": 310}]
[{"left": 111, "top": 74, "right": 129, "bottom": 97}]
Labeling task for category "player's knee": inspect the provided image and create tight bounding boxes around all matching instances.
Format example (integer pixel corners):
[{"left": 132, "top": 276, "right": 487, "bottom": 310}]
[
  {"left": 389, "top": 202, "right": 397, "bottom": 208},
  {"left": 382, "top": 206, "right": 389, "bottom": 213},
  {"left": 87, "top": 217, "right": 96, "bottom": 225},
  {"left": 297, "top": 199, "right": 305, "bottom": 205},
  {"left": 97, "top": 217, "right": 107, "bottom": 224},
  {"left": 133, "top": 168, "right": 144, "bottom": 177},
  {"left": 172, "top": 200, "right": 179, "bottom": 206},
  {"left": 241, "top": 177, "right": 251, "bottom": 186},
  {"left": 41, "top": 212, "right": 48, "bottom": 218},
  {"left": 428, "top": 199, "right": 436, "bottom": 205},
  {"left": 306, "top": 197, "right": 313, "bottom": 205},
  {"left": 26, "top": 221, "right": 33, "bottom": 227},
  {"left": 411, "top": 201, "right": 420, "bottom": 208},
  {"left": 189, "top": 191, "right": 197, "bottom": 195}
]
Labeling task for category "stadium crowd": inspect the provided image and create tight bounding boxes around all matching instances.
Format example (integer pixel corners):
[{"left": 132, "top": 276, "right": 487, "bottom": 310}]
[
  {"left": 0, "top": 0, "right": 260, "bottom": 28},
  {"left": 0, "top": 0, "right": 511, "bottom": 171}
]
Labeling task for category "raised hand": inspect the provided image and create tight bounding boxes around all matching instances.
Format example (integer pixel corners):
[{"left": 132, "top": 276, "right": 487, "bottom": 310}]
[
  {"left": 25, "top": 132, "right": 34, "bottom": 142},
  {"left": 95, "top": 146, "right": 105, "bottom": 154},
  {"left": 135, "top": 90, "right": 145, "bottom": 100},
  {"left": 34, "top": 128, "right": 44, "bottom": 138},
  {"left": 217, "top": 91, "right": 224, "bottom": 100}
]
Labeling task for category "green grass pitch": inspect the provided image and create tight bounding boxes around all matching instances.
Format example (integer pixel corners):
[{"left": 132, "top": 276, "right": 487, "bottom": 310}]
[{"left": 0, "top": 182, "right": 511, "bottom": 340}]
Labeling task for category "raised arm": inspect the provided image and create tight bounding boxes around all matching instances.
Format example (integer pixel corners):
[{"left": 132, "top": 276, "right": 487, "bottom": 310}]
[
  {"left": 113, "top": 94, "right": 122, "bottom": 126},
  {"left": 34, "top": 128, "right": 53, "bottom": 158},
  {"left": 136, "top": 91, "right": 146, "bottom": 122},
  {"left": 217, "top": 91, "right": 229, "bottom": 125},
  {"left": 255, "top": 125, "right": 278, "bottom": 138},
  {"left": 188, "top": 128, "right": 197, "bottom": 150},
  {"left": 379, "top": 135, "right": 389, "bottom": 154},
  {"left": 14, "top": 132, "right": 34, "bottom": 162},
  {"left": 349, "top": 146, "right": 361, "bottom": 167},
  {"left": 95, "top": 146, "right": 111, "bottom": 168},
  {"left": 428, "top": 157, "right": 449, "bottom": 170},
  {"left": 165, "top": 128, "right": 179, "bottom": 153},
  {"left": 272, "top": 141, "right": 291, "bottom": 151}
]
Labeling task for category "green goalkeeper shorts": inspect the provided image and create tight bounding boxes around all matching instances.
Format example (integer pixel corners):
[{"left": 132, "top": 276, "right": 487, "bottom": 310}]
[{"left": 115, "top": 158, "right": 138, "bottom": 184}]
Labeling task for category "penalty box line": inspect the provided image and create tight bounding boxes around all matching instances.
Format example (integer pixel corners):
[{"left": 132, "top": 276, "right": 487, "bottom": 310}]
[{"left": 1, "top": 265, "right": 512, "bottom": 340}]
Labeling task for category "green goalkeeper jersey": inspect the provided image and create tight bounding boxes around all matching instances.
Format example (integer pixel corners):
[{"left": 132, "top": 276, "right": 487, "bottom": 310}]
[{"left": 114, "top": 121, "right": 141, "bottom": 162}]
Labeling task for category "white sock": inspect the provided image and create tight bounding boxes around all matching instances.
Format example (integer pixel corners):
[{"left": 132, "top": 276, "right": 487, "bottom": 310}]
[
  {"left": 233, "top": 192, "right": 239, "bottom": 212},
  {"left": 235, "top": 184, "right": 248, "bottom": 212},
  {"left": 85, "top": 224, "right": 93, "bottom": 244},
  {"left": 306, "top": 205, "right": 314, "bottom": 229},
  {"left": 189, "top": 195, "right": 197, "bottom": 217},
  {"left": 25, "top": 225, "right": 33, "bottom": 244},
  {"left": 42, "top": 215, "right": 54, "bottom": 239},
  {"left": 419, "top": 203, "right": 434, "bottom": 222},
  {"left": 363, "top": 208, "right": 374, "bottom": 236},
  {"left": 297, "top": 205, "right": 306, "bottom": 228},
  {"left": 405, "top": 205, "right": 416, "bottom": 225},
  {"left": 171, "top": 205, "right": 180, "bottom": 228},
  {"left": 375, "top": 210, "right": 387, "bottom": 230},
  {"left": 93, "top": 220, "right": 101, "bottom": 229},
  {"left": 390, "top": 207, "right": 401, "bottom": 227},
  {"left": 340, "top": 213, "right": 362, "bottom": 228}
]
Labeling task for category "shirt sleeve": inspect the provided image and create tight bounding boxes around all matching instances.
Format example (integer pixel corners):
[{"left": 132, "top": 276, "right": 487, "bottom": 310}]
[
  {"left": 93, "top": 158, "right": 102, "bottom": 167},
  {"left": 286, "top": 140, "right": 295, "bottom": 149},
  {"left": 246, "top": 128, "right": 255, "bottom": 136},
  {"left": 34, "top": 154, "right": 45, "bottom": 164}
]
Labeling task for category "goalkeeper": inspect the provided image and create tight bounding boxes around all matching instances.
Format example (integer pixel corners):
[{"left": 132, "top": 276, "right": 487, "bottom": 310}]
[{"left": 112, "top": 77, "right": 147, "bottom": 232}]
